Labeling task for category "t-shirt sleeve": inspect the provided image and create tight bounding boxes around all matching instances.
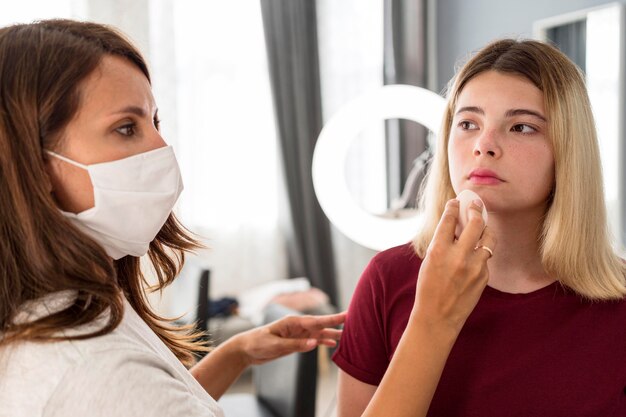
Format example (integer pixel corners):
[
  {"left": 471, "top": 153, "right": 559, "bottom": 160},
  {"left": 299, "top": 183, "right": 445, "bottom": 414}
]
[
  {"left": 332, "top": 256, "right": 389, "bottom": 386},
  {"left": 43, "top": 349, "right": 222, "bottom": 417}
]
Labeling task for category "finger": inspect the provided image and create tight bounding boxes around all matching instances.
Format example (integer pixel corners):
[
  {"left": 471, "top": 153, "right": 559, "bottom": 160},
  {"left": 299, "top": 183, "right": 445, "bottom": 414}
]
[
  {"left": 313, "top": 311, "right": 347, "bottom": 328},
  {"left": 318, "top": 328, "right": 342, "bottom": 340},
  {"left": 430, "top": 199, "right": 461, "bottom": 246},
  {"left": 278, "top": 337, "right": 318, "bottom": 353},
  {"left": 318, "top": 338, "right": 338, "bottom": 348},
  {"left": 297, "top": 312, "right": 347, "bottom": 331},
  {"left": 457, "top": 198, "right": 487, "bottom": 250},
  {"left": 473, "top": 225, "right": 497, "bottom": 262}
]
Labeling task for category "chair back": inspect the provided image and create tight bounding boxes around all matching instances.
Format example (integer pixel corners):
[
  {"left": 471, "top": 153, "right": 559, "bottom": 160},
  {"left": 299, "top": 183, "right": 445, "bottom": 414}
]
[
  {"left": 254, "top": 303, "right": 318, "bottom": 417},
  {"left": 196, "top": 269, "right": 211, "bottom": 331}
]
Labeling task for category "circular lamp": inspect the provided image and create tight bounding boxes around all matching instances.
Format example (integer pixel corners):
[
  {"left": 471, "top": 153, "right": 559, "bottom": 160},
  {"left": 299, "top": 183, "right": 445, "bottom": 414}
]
[{"left": 312, "top": 85, "right": 446, "bottom": 251}]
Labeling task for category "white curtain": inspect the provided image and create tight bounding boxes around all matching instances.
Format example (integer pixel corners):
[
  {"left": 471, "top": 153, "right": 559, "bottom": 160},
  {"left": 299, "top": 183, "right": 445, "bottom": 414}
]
[
  {"left": 316, "top": 0, "right": 384, "bottom": 308},
  {"left": 169, "top": 1, "right": 287, "bottom": 306}
]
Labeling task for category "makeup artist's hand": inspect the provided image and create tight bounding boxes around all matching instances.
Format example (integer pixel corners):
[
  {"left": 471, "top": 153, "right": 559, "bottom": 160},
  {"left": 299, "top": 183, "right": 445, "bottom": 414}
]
[
  {"left": 191, "top": 310, "right": 345, "bottom": 400},
  {"left": 232, "top": 311, "right": 346, "bottom": 366},
  {"left": 413, "top": 198, "right": 496, "bottom": 332}
]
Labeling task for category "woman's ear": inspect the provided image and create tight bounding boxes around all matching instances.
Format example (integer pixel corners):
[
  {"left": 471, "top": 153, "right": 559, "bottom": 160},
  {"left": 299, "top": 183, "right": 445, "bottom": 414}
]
[
  {"left": 42, "top": 152, "right": 57, "bottom": 194},
  {"left": 41, "top": 149, "right": 95, "bottom": 214}
]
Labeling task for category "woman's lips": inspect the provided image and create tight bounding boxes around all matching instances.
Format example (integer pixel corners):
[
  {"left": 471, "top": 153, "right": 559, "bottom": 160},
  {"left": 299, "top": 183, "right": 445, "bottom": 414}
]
[{"left": 468, "top": 169, "right": 503, "bottom": 185}]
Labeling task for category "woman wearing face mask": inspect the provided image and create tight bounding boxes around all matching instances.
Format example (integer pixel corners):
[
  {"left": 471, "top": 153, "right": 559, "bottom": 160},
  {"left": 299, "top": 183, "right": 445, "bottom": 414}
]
[
  {"left": 334, "top": 38, "right": 626, "bottom": 417},
  {"left": 0, "top": 19, "right": 494, "bottom": 417},
  {"left": 0, "top": 19, "right": 347, "bottom": 417}
]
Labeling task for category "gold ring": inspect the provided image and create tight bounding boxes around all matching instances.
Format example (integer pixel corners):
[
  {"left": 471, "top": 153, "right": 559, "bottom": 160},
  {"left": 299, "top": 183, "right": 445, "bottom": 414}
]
[{"left": 475, "top": 245, "right": 493, "bottom": 258}]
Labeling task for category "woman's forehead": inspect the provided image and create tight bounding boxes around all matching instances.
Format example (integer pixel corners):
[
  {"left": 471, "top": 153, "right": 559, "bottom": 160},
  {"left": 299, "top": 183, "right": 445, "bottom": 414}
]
[
  {"left": 454, "top": 71, "right": 545, "bottom": 115},
  {"left": 77, "top": 55, "right": 156, "bottom": 118}
]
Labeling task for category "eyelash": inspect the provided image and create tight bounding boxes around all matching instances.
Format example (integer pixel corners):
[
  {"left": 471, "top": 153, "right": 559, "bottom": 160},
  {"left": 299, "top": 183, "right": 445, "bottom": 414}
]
[
  {"left": 115, "top": 117, "right": 162, "bottom": 137},
  {"left": 457, "top": 121, "right": 538, "bottom": 135},
  {"left": 510, "top": 124, "right": 537, "bottom": 135},
  {"left": 116, "top": 124, "right": 136, "bottom": 137},
  {"left": 458, "top": 121, "right": 477, "bottom": 130}
]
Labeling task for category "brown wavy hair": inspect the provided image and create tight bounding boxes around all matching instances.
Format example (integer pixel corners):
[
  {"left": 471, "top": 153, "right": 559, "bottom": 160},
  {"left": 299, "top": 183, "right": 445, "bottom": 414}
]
[{"left": 0, "top": 19, "right": 207, "bottom": 365}]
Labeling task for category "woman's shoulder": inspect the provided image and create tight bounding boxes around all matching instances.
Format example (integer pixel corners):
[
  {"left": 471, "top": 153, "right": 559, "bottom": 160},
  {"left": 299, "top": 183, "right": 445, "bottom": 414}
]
[
  {"left": 5, "top": 291, "right": 152, "bottom": 359},
  {"left": 372, "top": 242, "right": 422, "bottom": 262},
  {"left": 0, "top": 297, "right": 161, "bottom": 389},
  {"left": 1, "top": 293, "right": 186, "bottom": 374},
  {"left": 0, "top": 326, "right": 152, "bottom": 417},
  {"left": 0, "top": 336, "right": 219, "bottom": 417},
  {"left": 368, "top": 242, "right": 423, "bottom": 276},
  {"left": 0, "top": 295, "right": 221, "bottom": 417},
  {"left": 356, "top": 242, "right": 423, "bottom": 295}
]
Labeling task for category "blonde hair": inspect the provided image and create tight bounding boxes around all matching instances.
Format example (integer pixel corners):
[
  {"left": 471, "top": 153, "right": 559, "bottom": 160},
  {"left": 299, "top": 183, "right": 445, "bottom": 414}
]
[{"left": 413, "top": 38, "right": 626, "bottom": 300}]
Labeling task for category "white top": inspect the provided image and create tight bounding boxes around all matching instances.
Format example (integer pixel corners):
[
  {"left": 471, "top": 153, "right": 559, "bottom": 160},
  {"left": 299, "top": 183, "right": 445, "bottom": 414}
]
[{"left": 0, "top": 292, "right": 224, "bottom": 417}]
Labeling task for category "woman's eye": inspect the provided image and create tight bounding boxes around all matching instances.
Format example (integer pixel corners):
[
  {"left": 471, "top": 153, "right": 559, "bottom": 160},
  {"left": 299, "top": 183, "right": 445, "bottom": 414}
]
[
  {"left": 459, "top": 121, "right": 478, "bottom": 130},
  {"left": 511, "top": 124, "right": 536, "bottom": 134},
  {"left": 154, "top": 117, "right": 161, "bottom": 131},
  {"left": 116, "top": 123, "right": 136, "bottom": 137}
]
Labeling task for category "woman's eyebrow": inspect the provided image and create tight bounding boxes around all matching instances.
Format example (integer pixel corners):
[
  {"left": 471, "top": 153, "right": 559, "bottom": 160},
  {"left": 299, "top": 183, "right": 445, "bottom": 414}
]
[
  {"left": 455, "top": 106, "right": 484, "bottom": 116},
  {"left": 504, "top": 108, "right": 547, "bottom": 122},
  {"left": 455, "top": 106, "right": 547, "bottom": 122},
  {"left": 110, "top": 105, "right": 146, "bottom": 117},
  {"left": 109, "top": 106, "right": 159, "bottom": 118}
]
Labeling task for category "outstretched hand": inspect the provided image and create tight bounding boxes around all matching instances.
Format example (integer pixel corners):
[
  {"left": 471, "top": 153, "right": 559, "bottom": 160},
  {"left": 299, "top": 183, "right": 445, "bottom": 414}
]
[{"left": 235, "top": 310, "right": 346, "bottom": 366}]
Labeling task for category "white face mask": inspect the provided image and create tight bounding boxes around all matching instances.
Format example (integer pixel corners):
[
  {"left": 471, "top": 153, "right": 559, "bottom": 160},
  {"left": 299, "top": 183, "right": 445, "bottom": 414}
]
[{"left": 46, "top": 146, "right": 184, "bottom": 260}]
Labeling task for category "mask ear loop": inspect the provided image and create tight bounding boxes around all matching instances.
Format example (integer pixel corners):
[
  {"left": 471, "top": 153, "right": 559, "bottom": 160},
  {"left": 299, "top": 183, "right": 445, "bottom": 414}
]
[{"left": 45, "top": 150, "right": 89, "bottom": 170}]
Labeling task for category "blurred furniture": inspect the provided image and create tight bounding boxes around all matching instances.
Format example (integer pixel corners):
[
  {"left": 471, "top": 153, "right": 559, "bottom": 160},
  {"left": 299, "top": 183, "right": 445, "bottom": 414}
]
[
  {"left": 195, "top": 268, "right": 211, "bottom": 335},
  {"left": 218, "top": 303, "right": 318, "bottom": 417},
  {"left": 195, "top": 268, "right": 335, "bottom": 345}
]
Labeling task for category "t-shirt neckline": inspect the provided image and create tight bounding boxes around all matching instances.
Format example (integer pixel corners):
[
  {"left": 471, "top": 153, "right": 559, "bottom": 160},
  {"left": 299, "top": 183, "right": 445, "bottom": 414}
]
[{"left": 483, "top": 280, "right": 561, "bottom": 300}]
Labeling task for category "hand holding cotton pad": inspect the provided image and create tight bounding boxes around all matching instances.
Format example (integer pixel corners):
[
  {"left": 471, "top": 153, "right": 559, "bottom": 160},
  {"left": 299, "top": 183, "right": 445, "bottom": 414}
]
[{"left": 455, "top": 189, "right": 488, "bottom": 239}]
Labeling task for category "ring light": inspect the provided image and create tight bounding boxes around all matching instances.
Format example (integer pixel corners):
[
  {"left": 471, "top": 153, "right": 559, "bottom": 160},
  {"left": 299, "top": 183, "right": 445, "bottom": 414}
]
[{"left": 312, "top": 85, "right": 446, "bottom": 251}]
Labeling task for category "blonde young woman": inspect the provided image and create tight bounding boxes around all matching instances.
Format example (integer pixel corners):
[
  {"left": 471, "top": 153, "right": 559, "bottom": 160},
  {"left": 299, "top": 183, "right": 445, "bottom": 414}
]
[
  {"left": 0, "top": 19, "right": 495, "bottom": 417},
  {"left": 334, "top": 39, "right": 626, "bottom": 417}
]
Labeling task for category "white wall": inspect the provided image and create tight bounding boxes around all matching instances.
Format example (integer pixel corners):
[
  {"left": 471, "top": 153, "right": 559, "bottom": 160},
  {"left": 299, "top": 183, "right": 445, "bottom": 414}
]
[{"left": 435, "top": 0, "right": 622, "bottom": 91}]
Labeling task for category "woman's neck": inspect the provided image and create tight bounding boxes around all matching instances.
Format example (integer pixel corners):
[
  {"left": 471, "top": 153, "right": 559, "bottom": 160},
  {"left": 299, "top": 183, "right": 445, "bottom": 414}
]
[{"left": 484, "top": 211, "right": 555, "bottom": 294}]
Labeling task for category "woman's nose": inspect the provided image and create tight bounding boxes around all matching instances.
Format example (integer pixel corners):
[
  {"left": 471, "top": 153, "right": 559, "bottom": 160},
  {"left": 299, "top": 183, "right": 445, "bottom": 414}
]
[
  {"left": 473, "top": 129, "right": 501, "bottom": 158},
  {"left": 149, "top": 131, "right": 168, "bottom": 151}
]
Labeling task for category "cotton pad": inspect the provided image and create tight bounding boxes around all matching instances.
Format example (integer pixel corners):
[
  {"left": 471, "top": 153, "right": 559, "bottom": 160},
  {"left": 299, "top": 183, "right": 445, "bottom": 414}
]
[{"left": 455, "top": 189, "right": 488, "bottom": 238}]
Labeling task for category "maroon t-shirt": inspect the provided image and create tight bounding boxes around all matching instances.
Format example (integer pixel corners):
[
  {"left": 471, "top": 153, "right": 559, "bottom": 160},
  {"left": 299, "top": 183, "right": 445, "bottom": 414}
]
[{"left": 333, "top": 243, "right": 626, "bottom": 416}]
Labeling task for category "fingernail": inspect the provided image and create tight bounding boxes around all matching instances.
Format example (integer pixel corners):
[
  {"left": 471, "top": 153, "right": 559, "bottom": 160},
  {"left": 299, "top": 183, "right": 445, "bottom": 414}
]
[
  {"left": 472, "top": 198, "right": 483, "bottom": 208},
  {"left": 306, "top": 339, "right": 317, "bottom": 348}
]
